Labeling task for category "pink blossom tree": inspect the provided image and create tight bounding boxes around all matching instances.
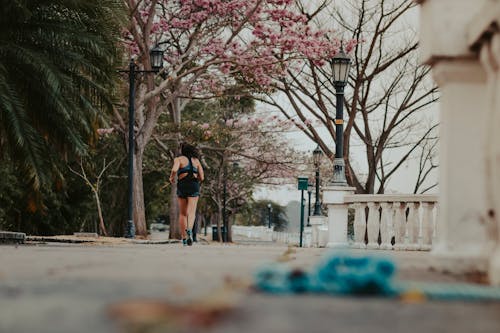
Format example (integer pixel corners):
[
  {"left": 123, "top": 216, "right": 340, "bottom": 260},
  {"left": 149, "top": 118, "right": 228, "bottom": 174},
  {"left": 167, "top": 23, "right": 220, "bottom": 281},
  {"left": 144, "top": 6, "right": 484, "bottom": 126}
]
[
  {"left": 154, "top": 97, "right": 309, "bottom": 241},
  {"left": 116, "top": 0, "right": 340, "bottom": 236}
]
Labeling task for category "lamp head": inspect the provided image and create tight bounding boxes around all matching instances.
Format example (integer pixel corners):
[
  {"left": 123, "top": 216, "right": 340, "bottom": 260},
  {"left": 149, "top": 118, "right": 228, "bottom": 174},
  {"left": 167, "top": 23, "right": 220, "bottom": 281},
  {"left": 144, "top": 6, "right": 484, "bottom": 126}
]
[
  {"left": 149, "top": 45, "right": 164, "bottom": 72},
  {"left": 313, "top": 145, "right": 323, "bottom": 167},
  {"left": 330, "top": 46, "right": 351, "bottom": 86}
]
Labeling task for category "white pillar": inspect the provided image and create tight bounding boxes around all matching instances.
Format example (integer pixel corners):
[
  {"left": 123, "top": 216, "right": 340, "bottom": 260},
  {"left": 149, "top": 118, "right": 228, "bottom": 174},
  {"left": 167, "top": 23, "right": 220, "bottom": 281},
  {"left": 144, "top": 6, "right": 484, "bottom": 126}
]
[
  {"left": 430, "top": 59, "right": 494, "bottom": 271},
  {"left": 322, "top": 185, "right": 355, "bottom": 248},
  {"left": 479, "top": 33, "right": 500, "bottom": 285},
  {"left": 309, "top": 215, "right": 327, "bottom": 247}
]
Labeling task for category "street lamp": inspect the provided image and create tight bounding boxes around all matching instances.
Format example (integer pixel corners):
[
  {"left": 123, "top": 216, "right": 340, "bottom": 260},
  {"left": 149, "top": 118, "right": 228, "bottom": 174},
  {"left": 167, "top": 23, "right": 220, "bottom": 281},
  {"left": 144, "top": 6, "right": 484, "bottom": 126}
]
[
  {"left": 307, "top": 185, "right": 312, "bottom": 227},
  {"left": 313, "top": 145, "right": 323, "bottom": 215},
  {"left": 223, "top": 163, "right": 227, "bottom": 242},
  {"left": 267, "top": 203, "right": 272, "bottom": 229},
  {"left": 121, "top": 46, "right": 164, "bottom": 238},
  {"left": 329, "top": 46, "right": 351, "bottom": 185}
]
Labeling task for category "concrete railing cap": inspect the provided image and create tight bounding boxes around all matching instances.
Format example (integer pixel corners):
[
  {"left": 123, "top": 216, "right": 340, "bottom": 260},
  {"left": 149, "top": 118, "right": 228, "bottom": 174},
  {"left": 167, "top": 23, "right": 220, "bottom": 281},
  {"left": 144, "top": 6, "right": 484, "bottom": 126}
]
[{"left": 344, "top": 194, "right": 438, "bottom": 203}]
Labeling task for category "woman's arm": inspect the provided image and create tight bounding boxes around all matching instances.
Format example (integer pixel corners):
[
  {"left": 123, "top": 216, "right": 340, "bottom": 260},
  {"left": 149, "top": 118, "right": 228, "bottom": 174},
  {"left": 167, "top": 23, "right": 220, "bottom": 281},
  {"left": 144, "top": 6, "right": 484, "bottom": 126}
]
[
  {"left": 197, "top": 159, "right": 205, "bottom": 182},
  {"left": 169, "top": 158, "right": 180, "bottom": 184}
]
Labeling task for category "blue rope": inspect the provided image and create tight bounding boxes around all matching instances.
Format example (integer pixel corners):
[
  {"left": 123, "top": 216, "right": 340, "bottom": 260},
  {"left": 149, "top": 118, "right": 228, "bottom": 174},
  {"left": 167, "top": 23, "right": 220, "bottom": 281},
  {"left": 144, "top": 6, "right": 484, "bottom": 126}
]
[{"left": 253, "top": 251, "right": 500, "bottom": 301}]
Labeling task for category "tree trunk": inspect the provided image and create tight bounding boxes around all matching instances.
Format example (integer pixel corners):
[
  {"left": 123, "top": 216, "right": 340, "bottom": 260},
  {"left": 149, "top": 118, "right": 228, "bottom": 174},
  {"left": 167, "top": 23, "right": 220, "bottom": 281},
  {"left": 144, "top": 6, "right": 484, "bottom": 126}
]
[
  {"left": 94, "top": 191, "right": 108, "bottom": 236},
  {"left": 227, "top": 210, "right": 233, "bottom": 243},
  {"left": 168, "top": 100, "right": 182, "bottom": 240},
  {"left": 169, "top": 182, "right": 180, "bottom": 239},
  {"left": 133, "top": 151, "right": 147, "bottom": 236},
  {"left": 217, "top": 206, "right": 223, "bottom": 243}
]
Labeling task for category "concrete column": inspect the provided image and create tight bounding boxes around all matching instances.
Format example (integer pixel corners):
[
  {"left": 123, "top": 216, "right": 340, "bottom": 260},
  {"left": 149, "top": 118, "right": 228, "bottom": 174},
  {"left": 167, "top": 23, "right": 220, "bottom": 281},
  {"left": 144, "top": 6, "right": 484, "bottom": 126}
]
[
  {"left": 479, "top": 33, "right": 500, "bottom": 285},
  {"left": 309, "top": 215, "right": 327, "bottom": 247},
  {"left": 322, "top": 185, "right": 355, "bottom": 248},
  {"left": 430, "top": 59, "right": 494, "bottom": 271}
]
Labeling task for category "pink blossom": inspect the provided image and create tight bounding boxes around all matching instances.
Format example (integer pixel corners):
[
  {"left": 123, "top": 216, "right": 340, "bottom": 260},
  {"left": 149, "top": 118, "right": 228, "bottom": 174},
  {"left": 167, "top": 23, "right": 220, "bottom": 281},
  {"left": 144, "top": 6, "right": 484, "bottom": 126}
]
[
  {"left": 200, "top": 123, "right": 210, "bottom": 129},
  {"left": 124, "top": 0, "right": 342, "bottom": 100},
  {"left": 97, "top": 128, "right": 114, "bottom": 136}
]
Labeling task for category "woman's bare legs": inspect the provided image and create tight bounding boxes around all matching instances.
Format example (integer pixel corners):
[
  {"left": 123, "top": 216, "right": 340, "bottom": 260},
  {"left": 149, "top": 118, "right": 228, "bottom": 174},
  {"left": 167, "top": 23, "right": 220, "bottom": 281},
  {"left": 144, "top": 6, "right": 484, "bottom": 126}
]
[
  {"left": 186, "top": 196, "right": 199, "bottom": 231},
  {"left": 178, "top": 197, "right": 188, "bottom": 240}
]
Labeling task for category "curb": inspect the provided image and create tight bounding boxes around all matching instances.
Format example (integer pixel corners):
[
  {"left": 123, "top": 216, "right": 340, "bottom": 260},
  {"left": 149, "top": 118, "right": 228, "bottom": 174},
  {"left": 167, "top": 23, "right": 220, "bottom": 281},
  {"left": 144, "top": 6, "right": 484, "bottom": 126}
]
[
  {"left": 0, "top": 231, "right": 26, "bottom": 244},
  {"left": 26, "top": 236, "right": 93, "bottom": 244},
  {"left": 131, "top": 239, "right": 181, "bottom": 245}
]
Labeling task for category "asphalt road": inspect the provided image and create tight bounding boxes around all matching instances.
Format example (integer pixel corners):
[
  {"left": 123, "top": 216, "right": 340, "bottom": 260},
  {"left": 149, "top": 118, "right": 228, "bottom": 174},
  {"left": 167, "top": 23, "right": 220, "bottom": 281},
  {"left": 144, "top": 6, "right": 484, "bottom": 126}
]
[{"left": 1, "top": 242, "right": 499, "bottom": 333}]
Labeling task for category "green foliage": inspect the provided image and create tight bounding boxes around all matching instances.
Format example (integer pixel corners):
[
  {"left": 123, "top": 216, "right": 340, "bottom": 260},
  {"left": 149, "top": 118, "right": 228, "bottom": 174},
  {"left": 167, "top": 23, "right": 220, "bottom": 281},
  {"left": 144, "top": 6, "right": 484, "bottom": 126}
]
[
  {"left": 0, "top": 0, "right": 124, "bottom": 189},
  {"left": 0, "top": 119, "right": 174, "bottom": 236},
  {"left": 0, "top": 156, "right": 95, "bottom": 235},
  {"left": 236, "top": 200, "right": 288, "bottom": 231}
]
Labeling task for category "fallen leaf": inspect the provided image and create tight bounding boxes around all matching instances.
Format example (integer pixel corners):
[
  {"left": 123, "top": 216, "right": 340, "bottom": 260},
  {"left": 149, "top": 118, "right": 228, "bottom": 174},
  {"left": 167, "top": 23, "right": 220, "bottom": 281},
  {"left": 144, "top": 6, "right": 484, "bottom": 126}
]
[
  {"left": 108, "top": 296, "right": 237, "bottom": 333},
  {"left": 399, "top": 290, "right": 427, "bottom": 303}
]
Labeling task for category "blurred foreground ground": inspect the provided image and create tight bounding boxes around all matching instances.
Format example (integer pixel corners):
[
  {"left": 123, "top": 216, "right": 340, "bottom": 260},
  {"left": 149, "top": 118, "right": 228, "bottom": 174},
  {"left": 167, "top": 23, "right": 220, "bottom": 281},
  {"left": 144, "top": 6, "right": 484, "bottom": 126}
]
[{"left": 1, "top": 235, "right": 500, "bottom": 333}]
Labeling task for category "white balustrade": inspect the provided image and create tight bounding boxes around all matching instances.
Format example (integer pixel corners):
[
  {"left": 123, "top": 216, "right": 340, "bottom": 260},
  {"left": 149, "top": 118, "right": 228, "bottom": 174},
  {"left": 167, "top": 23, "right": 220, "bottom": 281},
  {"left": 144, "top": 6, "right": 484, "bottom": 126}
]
[
  {"left": 231, "top": 225, "right": 311, "bottom": 247},
  {"left": 344, "top": 194, "right": 438, "bottom": 251},
  {"left": 232, "top": 194, "right": 437, "bottom": 251}
]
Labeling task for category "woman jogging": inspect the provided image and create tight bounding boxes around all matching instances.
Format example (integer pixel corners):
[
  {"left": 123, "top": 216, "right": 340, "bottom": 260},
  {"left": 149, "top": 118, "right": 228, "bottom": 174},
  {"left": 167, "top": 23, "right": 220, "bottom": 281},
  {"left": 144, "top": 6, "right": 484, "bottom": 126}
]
[{"left": 169, "top": 143, "right": 204, "bottom": 246}]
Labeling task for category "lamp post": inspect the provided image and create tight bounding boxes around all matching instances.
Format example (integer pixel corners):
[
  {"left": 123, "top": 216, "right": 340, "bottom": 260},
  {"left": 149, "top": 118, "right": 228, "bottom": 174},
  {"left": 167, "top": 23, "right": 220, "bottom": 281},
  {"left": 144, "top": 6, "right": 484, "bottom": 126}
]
[
  {"left": 121, "top": 45, "right": 164, "bottom": 238},
  {"left": 223, "top": 163, "right": 227, "bottom": 242},
  {"left": 267, "top": 203, "right": 272, "bottom": 229},
  {"left": 313, "top": 145, "right": 323, "bottom": 215},
  {"left": 329, "top": 46, "right": 351, "bottom": 186},
  {"left": 307, "top": 186, "right": 312, "bottom": 227}
]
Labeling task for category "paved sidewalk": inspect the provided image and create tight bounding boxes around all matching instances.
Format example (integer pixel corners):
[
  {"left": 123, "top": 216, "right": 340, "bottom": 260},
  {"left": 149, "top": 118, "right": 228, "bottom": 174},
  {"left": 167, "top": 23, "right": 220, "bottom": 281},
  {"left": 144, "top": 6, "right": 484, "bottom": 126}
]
[{"left": 1, "top": 241, "right": 499, "bottom": 333}]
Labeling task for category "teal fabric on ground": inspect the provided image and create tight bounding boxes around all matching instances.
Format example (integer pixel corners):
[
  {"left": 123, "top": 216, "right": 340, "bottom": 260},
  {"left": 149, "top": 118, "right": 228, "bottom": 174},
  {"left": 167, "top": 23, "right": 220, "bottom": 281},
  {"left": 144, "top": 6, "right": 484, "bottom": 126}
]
[
  {"left": 315, "top": 253, "right": 397, "bottom": 296},
  {"left": 253, "top": 251, "right": 500, "bottom": 302},
  {"left": 254, "top": 252, "right": 398, "bottom": 296},
  {"left": 254, "top": 264, "right": 291, "bottom": 294},
  {"left": 396, "top": 281, "right": 500, "bottom": 301}
]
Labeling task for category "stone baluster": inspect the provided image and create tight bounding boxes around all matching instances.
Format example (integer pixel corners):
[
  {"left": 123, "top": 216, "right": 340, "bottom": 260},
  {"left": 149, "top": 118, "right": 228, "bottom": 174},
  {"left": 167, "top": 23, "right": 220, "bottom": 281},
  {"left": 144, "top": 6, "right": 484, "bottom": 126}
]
[
  {"left": 366, "top": 202, "right": 380, "bottom": 249},
  {"left": 380, "top": 202, "right": 393, "bottom": 250},
  {"left": 434, "top": 202, "right": 440, "bottom": 242},
  {"left": 421, "top": 202, "right": 435, "bottom": 250},
  {"left": 407, "top": 202, "right": 421, "bottom": 250},
  {"left": 353, "top": 203, "right": 367, "bottom": 248},
  {"left": 394, "top": 202, "right": 407, "bottom": 250}
]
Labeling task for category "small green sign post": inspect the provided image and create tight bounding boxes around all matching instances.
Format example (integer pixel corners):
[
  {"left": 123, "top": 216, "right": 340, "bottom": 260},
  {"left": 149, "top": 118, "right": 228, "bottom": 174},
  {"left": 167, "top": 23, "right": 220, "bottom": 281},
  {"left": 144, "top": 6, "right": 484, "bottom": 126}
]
[
  {"left": 298, "top": 177, "right": 309, "bottom": 191},
  {"left": 298, "top": 177, "right": 308, "bottom": 247}
]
